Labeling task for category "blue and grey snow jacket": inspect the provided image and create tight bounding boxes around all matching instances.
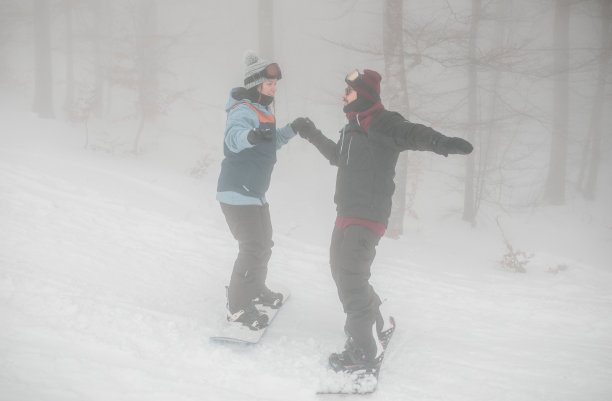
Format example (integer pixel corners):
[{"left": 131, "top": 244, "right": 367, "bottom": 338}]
[{"left": 216, "top": 88, "right": 296, "bottom": 205}]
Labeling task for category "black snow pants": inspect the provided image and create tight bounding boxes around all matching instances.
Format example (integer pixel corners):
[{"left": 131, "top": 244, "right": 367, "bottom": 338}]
[
  {"left": 220, "top": 203, "right": 273, "bottom": 313},
  {"left": 330, "top": 224, "right": 383, "bottom": 360}
]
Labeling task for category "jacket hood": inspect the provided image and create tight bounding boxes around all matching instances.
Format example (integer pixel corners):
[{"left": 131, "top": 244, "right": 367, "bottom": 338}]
[
  {"left": 225, "top": 87, "right": 273, "bottom": 112},
  {"left": 225, "top": 87, "right": 251, "bottom": 112}
]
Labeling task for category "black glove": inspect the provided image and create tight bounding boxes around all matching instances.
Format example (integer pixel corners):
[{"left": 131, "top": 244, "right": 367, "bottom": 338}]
[
  {"left": 291, "top": 117, "right": 317, "bottom": 139},
  {"left": 437, "top": 137, "right": 473, "bottom": 156},
  {"left": 247, "top": 127, "right": 273, "bottom": 144},
  {"left": 448, "top": 137, "right": 473, "bottom": 155}
]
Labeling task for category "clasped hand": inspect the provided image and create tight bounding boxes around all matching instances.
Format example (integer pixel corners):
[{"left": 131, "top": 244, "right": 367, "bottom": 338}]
[{"left": 291, "top": 117, "right": 317, "bottom": 139}]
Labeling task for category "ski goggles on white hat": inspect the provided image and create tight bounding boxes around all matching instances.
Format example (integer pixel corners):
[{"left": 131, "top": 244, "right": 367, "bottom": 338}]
[{"left": 245, "top": 63, "right": 283, "bottom": 87}]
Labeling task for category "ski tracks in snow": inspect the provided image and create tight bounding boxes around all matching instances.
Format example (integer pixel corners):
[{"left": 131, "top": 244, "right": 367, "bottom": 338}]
[
  {"left": 0, "top": 149, "right": 323, "bottom": 401},
  {"left": 2, "top": 142, "right": 612, "bottom": 401}
]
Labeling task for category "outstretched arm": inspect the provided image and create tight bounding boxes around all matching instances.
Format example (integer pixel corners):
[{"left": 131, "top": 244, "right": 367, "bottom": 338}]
[
  {"left": 292, "top": 118, "right": 340, "bottom": 165},
  {"left": 275, "top": 123, "right": 297, "bottom": 149},
  {"left": 304, "top": 130, "right": 339, "bottom": 165},
  {"left": 380, "top": 113, "right": 472, "bottom": 156}
]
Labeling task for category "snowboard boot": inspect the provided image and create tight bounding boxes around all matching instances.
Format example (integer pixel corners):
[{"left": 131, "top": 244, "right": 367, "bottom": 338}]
[
  {"left": 252, "top": 286, "right": 284, "bottom": 309},
  {"left": 329, "top": 323, "right": 384, "bottom": 373},
  {"left": 227, "top": 302, "right": 269, "bottom": 331}
]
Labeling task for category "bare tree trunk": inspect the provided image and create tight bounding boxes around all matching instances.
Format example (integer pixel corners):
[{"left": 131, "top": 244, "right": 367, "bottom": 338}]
[
  {"left": 0, "top": 4, "right": 8, "bottom": 81},
  {"left": 258, "top": 0, "right": 274, "bottom": 59},
  {"left": 103, "top": 0, "right": 113, "bottom": 117},
  {"left": 545, "top": 0, "right": 571, "bottom": 205},
  {"left": 133, "top": 0, "right": 158, "bottom": 154},
  {"left": 93, "top": 0, "right": 110, "bottom": 117},
  {"left": 32, "top": 0, "right": 54, "bottom": 119},
  {"left": 463, "top": 0, "right": 480, "bottom": 225},
  {"left": 64, "top": 2, "right": 74, "bottom": 118},
  {"left": 582, "top": 0, "right": 611, "bottom": 200},
  {"left": 479, "top": 0, "right": 512, "bottom": 209},
  {"left": 383, "top": 0, "right": 410, "bottom": 239}
]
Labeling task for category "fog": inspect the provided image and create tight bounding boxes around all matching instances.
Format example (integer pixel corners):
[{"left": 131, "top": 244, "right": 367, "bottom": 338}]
[
  {"left": 2, "top": 0, "right": 610, "bottom": 214},
  {"left": 1, "top": 1, "right": 612, "bottom": 399}
]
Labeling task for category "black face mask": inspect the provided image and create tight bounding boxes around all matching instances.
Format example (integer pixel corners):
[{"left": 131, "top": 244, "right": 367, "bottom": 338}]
[
  {"left": 247, "top": 87, "right": 273, "bottom": 106},
  {"left": 343, "top": 95, "right": 375, "bottom": 113},
  {"left": 256, "top": 93, "right": 273, "bottom": 106}
]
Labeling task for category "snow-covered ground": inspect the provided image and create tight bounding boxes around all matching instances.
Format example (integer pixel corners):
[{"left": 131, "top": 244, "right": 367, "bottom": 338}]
[{"left": 1, "top": 110, "right": 611, "bottom": 401}]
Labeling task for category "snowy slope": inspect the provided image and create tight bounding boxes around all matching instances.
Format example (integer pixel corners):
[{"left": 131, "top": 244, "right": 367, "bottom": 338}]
[{"left": 1, "top": 113, "right": 611, "bottom": 401}]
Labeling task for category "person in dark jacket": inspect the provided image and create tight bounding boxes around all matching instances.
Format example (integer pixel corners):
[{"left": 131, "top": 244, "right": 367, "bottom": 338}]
[
  {"left": 217, "top": 51, "right": 304, "bottom": 330},
  {"left": 292, "top": 69, "right": 473, "bottom": 371}
]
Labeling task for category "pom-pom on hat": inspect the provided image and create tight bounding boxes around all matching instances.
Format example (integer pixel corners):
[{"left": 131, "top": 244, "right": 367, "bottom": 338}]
[{"left": 243, "top": 50, "right": 282, "bottom": 90}]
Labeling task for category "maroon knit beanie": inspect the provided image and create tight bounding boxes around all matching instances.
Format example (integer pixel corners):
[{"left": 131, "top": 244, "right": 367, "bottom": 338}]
[{"left": 348, "top": 69, "right": 381, "bottom": 103}]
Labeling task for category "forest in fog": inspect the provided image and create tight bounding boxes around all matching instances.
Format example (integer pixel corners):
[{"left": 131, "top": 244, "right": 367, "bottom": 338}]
[
  {"left": 1, "top": 3, "right": 611, "bottom": 399},
  {"left": 0, "top": 0, "right": 610, "bottom": 230}
]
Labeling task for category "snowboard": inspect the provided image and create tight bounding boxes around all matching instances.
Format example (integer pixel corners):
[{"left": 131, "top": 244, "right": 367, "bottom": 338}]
[
  {"left": 317, "top": 316, "right": 396, "bottom": 395},
  {"left": 209, "top": 287, "right": 290, "bottom": 344}
]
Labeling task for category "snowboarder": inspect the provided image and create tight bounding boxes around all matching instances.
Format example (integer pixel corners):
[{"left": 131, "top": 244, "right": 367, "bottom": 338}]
[
  {"left": 216, "top": 51, "right": 304, "bottom": 330},
  {"left": 292, "top": 69, "right": 473, "bottom": 371}
]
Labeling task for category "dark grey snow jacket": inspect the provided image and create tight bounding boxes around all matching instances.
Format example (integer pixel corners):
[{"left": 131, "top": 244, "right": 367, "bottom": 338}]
[{"left": 307, "top": 109, "right": 450, "bottom": 226}]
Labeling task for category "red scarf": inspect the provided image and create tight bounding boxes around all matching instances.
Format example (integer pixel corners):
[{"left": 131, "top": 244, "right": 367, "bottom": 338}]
[{"left": 345, "top": 100, "right": 384, "bottom": 133}]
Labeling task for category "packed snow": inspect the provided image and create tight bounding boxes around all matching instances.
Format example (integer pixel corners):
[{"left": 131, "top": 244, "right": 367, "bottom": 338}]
[{"left": 1, "top": 109, "right": 611, "bottom": 401}]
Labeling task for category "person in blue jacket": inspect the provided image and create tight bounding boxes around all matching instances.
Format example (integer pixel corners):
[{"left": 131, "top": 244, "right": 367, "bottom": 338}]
[{"left": 217, "top": 51, "right": 310, "bottom": 330}]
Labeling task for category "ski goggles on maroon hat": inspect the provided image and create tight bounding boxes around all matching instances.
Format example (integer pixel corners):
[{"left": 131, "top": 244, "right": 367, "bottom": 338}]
[
  {"left": 345, "top": 69, "right": 362, "bottom": 84},
  {"left": 345, "top": 69, "right": 379, "bottom": 101},
  {"left": 245, "top": 63, "right": 283, "bottom": 87}
]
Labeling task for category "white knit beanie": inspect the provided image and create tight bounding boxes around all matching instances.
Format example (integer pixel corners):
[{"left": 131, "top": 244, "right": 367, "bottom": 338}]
[{"left": 243, "top": 50, "right": 270, "bottom": 89}]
